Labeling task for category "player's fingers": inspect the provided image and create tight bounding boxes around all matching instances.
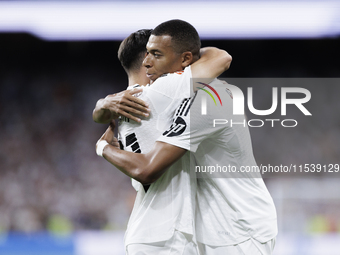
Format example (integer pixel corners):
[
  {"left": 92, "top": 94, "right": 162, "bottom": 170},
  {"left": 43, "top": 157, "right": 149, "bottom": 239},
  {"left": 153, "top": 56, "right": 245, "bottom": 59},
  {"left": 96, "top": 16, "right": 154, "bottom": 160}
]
[
  {"left": 119, "top": 104, "right": 150, "bottom": 117},
  {"left": 121, "top": 99, "right": 150, "bottom": 114},
  {"left": 116, "top": 109, "right": 141, "bottom": 123},
  {"left": 111, "top": 137, "right": 120, "bottom": 149},
  {"left": 103, "top": 126, "right": 114, "bottom": 142},
  {"left": 126, "top": 89, "right": 149, "bottom": 108},
  {"left": 128, "top": 87, "right": 143, "bottom": 96}
]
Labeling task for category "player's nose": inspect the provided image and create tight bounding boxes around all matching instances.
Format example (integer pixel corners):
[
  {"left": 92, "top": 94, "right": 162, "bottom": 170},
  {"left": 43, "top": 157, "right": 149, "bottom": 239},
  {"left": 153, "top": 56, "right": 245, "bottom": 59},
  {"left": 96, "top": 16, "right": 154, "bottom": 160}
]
[{"left": 143, "top": 53, "right": 152, "bottom": 68}]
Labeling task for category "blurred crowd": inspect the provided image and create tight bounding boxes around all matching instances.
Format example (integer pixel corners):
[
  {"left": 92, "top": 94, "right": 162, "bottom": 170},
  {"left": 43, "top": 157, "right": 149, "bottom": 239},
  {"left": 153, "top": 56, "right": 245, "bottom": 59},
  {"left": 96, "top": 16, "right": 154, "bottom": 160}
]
[{"left": 0, "top": 67, "right": 135, "bottom": 233}]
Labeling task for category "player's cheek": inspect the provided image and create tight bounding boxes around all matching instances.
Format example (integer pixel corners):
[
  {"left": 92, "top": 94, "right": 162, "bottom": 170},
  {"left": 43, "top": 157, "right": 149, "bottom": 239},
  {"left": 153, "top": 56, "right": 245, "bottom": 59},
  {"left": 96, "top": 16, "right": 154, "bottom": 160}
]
[{"left": 159, "top": 60, "right": 167, "bottom": 73}]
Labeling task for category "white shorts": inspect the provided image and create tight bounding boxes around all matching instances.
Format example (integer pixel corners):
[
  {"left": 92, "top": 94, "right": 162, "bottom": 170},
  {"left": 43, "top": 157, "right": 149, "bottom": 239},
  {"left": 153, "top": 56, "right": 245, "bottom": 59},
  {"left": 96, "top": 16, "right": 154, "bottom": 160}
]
[
  {"left": 197, "top": 237, "right": 276, "bottom": 255},
  {"left": 126, "top": 231, "right": 198, "bottom": 255}
]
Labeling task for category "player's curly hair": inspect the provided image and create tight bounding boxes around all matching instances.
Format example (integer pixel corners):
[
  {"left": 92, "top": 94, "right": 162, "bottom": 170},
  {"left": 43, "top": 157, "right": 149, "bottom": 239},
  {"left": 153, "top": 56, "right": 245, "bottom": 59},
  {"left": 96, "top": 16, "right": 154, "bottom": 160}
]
[
  {"left": 118, "top": 29, "right": 153, "bottom": 73},
  {"left": 152, "top": 19, "right": 201, "bottom": 60}
]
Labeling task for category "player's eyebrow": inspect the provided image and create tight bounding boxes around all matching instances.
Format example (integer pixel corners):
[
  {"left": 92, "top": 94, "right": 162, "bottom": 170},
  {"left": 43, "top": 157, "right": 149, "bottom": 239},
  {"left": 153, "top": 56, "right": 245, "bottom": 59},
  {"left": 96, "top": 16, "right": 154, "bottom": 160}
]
[
  {"left": 146, "top": 43, "right": 162, "bottom": 54},
  {"left": 148, "top": 49, "right": 163, "bottom": 54}
]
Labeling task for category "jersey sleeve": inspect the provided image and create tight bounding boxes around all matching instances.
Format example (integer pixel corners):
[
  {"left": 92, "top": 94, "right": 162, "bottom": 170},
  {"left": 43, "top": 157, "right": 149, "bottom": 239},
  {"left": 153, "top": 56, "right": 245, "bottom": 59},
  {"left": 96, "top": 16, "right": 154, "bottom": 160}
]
[
  {"left": 157, "top": 80, "right": 235, "bottom": 153},
  {"left": 146, "top": 66, "right": 195, "bottom": 133}
]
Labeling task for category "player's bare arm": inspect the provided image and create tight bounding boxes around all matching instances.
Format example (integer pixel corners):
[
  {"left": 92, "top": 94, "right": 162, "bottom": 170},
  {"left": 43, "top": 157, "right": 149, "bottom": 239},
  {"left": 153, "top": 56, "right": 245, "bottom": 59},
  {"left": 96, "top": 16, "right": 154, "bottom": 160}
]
[
  {"left": 92, "top": 87, "right": 150, "bottom": 124},
  {"left": 96, "top": 123, "right": 186, "bottom": 185},
  {"left": 191, "top": 47, "right": 232, "bottom": 89}
]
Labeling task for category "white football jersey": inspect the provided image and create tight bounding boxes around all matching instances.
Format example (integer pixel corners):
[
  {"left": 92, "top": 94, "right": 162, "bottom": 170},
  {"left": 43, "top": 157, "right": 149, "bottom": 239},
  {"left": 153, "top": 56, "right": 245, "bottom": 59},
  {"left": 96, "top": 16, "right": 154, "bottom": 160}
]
[
  {"left": 118, "top": 67, "right": 197, "bottom": 246},
  {"left": 158, "top": 79, "right": 278, "bottom": 245}
]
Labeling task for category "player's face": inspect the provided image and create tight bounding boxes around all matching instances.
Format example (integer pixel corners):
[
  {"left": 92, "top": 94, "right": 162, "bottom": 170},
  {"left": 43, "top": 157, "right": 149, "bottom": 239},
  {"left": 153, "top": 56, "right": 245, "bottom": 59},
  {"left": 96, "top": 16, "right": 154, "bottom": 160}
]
[{"left": 143, "top": 35, "right": 184, "bottom": 83}]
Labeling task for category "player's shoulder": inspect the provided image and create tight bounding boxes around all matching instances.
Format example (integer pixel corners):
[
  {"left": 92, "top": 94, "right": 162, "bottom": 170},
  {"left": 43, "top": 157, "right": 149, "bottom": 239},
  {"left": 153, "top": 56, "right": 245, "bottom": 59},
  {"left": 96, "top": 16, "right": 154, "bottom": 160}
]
[
  {"left": 160, "top": 66, "right": 190, "bottom": 79},
  {"left": 127, "top": 84, "right": 142, "bottom": 90},
  {"left": 210, "top": 79, "right": 234, "bottom": 100},
  {"left": 173, "top": 70, "right": 185, "bottom": 75},
  {"left": 209, "top": 78, "right": 227, "bottom": 87},
  {"left": 168, "top": 66, "right": 190, "bottom": 76},
  {"left": 193, "top": 79, "right": 234, "bottom": 113},
  {"left": 197, "top": 79, "right": 233, "bottom": 98},
  {"left": 150, "top": 66, "right": 191, "bottom": 95}
]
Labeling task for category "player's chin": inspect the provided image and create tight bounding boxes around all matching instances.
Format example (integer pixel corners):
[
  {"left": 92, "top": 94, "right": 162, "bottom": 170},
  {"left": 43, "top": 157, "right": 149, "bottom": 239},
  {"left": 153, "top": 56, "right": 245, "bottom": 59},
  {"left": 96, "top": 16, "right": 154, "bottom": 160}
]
[{"left": 148, "top": 74, "right": 159, "bottom": 83}]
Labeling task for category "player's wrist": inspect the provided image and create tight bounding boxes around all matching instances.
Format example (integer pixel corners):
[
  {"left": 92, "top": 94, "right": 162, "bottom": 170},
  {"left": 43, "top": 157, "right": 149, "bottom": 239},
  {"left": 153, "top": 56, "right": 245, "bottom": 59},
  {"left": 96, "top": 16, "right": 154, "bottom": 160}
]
[{"left": 96, "top": 140, "right": 109, "bottom": 157}]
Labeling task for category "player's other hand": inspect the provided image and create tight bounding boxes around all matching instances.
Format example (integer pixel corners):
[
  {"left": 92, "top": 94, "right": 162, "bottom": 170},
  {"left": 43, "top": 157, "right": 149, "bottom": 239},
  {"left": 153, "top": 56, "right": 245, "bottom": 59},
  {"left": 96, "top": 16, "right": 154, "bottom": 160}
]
[
  {"left": 108, "top": 121, "right": 120, "bottom": 149},
  {"left": 96, "top": 121, "right": 120, "bottom": 153},
  {"left": 93, "top": 87, "right": 150, "bottom": 124}
]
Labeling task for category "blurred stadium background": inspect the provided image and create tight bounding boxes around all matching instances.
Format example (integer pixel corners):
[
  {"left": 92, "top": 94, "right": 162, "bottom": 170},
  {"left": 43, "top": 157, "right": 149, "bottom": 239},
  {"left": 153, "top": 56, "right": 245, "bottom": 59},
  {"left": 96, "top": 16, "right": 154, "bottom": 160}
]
[{"left": 0, "top": 0, "right": 340, "bottom": 254}]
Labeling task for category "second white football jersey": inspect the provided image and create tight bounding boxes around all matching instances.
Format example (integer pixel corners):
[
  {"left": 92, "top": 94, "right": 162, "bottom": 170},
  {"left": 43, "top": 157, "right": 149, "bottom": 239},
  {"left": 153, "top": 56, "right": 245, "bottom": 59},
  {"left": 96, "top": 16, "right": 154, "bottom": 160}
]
[{"left": 118, "top": 67, "right": 197, "bottom": 246}]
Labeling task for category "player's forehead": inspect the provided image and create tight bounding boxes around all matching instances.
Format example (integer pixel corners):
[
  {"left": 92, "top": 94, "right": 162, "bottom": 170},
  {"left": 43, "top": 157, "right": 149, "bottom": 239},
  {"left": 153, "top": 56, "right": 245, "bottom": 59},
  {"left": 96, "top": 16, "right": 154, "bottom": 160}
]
[{"left": 146, "top": 35, "right": 174, "bottom": 53}]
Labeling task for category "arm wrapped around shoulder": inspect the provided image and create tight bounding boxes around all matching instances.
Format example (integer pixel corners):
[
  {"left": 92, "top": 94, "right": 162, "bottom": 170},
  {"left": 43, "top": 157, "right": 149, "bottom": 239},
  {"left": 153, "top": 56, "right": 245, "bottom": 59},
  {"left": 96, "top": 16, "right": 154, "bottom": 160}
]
[{"left": 191, "top": 47, "right": 232, "bottom": 87}]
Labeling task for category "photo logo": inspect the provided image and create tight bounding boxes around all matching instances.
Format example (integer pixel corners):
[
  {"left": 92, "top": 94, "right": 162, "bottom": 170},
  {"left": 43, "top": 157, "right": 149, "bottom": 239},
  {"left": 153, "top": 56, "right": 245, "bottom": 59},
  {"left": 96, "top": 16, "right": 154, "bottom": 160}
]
[
  {"left": 226, "top": 86, "right": 311, "bottom": 116},
  {"left": 196, "top": 81, "right": 312, "bottom": 128},
  {"left": 196, "top": 82, "right": 224, "bottom": 115},
  {"left": 196, "top": 82, "right": 223, "bottom": 106}
]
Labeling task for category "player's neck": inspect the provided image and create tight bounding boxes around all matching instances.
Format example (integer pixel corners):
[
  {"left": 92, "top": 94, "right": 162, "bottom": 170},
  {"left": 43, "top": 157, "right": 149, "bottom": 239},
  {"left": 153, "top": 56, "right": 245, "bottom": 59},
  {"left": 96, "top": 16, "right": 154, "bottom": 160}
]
[
  {"left": 128, "top": 76, "right": 145, "bottom": 87},
  {"left": 128, "top": 69, "right": 149, "bottom": 87}
]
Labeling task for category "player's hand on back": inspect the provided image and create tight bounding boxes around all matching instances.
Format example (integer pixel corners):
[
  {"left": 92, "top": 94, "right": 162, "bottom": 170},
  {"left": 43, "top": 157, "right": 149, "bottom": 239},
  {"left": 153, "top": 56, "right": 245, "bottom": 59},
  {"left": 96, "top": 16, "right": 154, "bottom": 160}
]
[
  {"left": 105, "top": 88, "right": 150, "bottom": 121},
  {"left": 93, "top": 87, "right": 150, "bottom": 123}
]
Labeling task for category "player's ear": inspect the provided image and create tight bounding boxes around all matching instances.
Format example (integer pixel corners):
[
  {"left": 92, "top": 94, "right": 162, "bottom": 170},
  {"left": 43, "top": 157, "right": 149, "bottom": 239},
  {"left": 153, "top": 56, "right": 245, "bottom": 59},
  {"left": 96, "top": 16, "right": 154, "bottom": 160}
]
[{"left": 181, "top": 51, "right": 193, "bottom": 68}]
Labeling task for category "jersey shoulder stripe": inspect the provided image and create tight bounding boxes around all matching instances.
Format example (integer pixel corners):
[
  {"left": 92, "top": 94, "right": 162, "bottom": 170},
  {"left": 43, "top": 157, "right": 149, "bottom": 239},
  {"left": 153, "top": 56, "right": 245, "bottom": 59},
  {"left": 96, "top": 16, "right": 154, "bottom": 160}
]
[
  {"left": 184, "top": 92, "right": 198, "bottom": 116},
  {"left": 177, "top": 98, "right": 190, "bottom": 116}
]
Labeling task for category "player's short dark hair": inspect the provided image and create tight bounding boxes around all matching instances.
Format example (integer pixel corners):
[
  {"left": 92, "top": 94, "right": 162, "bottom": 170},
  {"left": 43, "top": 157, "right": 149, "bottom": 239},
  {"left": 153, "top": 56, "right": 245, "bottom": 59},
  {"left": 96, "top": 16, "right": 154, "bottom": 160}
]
[
  {"left": 152, "top": 19, "right": 201, "bottom": 59},
  {"left": 118, "top": 29, "right": 152, "bottom": 73}
]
